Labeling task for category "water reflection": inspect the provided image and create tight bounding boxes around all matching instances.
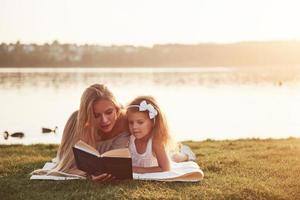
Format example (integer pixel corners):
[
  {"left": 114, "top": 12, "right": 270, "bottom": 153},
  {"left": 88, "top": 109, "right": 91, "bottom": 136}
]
[
  {"left": 1, "top": 67, "right": 300, "bottom": 90},
  {"left": 1, "top": 67, "right": 300, "bottom": 144}
]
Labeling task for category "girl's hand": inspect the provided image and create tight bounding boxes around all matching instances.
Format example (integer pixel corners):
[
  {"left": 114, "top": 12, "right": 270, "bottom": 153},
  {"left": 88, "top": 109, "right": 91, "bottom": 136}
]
[
  {"left": 132, "top": 166, "right": 142, "bottom": 173},
  {"left": 90, "top": 173, "right": 115, "bottom": 182},
  {"left": 132, "top": 167, "right": 137, "bottom": 173}
]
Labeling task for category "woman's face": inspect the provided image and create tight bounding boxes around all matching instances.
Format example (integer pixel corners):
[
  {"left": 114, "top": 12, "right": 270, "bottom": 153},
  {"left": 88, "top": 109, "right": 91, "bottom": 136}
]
[
  {"left": 127, "top": 111, "right": 153, "bottom": 139},
  {"left": 93, "top": 99, "right": 118, "bottom": 133}
]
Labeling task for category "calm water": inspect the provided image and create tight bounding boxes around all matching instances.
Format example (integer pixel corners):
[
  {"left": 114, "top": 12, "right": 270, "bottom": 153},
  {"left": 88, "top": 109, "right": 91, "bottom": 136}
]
[{"left": 1, "top": 67, "right": 300, "bottom": 144}]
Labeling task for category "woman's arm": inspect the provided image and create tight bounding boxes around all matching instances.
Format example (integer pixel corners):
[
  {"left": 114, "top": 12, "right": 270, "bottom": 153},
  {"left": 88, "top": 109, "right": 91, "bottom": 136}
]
[{"left": 133, "top": 142, "right": 170, "bottom": 173}]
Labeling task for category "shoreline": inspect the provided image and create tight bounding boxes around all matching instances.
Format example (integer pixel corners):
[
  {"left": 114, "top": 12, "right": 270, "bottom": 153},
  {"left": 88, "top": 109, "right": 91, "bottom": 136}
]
[{"left": 1, "top": 136, "right": 299, "bottom": 146}]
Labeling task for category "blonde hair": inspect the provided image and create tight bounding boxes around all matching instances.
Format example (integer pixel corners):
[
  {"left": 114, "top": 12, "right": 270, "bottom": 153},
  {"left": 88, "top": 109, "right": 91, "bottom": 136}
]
[
  {"left": 32, "top": 84, "right": 121, "bottom": 176},
  {"left": 126, "top": 96, "right": 174, "bottom": 149}
]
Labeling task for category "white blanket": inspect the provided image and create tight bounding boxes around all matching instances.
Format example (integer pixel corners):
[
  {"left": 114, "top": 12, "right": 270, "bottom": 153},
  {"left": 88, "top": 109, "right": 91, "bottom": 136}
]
[
  {"left": 30, "top": 161, "right": 203, "bottom": 182},
  {"left": 30, "top": 162, "right": 85, "bottom": 180},
  {"left": 133, "top": 161, "right": 203, "bottom": 182}
]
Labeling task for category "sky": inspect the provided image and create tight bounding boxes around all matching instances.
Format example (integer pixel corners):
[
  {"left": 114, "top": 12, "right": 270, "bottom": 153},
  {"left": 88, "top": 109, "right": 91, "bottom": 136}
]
[{"left": 1, "top": 0, "right": 300, "bottom": 46}]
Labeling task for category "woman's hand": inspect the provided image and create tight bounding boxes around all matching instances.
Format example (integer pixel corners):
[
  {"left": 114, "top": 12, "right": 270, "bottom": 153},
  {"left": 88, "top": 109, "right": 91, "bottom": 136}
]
[{"left": 90, "top": 173, "right": 115, "bottom": 182}]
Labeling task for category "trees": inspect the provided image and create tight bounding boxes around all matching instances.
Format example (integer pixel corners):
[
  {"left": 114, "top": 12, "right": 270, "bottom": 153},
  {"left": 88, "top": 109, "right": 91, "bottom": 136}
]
[{"left": 1, "top": 41, "right": 300, "bottom": 67}]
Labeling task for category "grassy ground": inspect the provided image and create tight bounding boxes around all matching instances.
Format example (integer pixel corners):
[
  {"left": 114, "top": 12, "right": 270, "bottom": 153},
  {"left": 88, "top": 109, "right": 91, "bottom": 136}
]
[{"left": 0, "top": 138, "right": 299, "bottom": 200}]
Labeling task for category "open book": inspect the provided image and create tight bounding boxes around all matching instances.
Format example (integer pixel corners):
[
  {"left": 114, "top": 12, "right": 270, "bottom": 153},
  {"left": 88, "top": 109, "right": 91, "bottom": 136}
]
[{"left": 72, "top": 140, "right": 133, "bottom": 180}]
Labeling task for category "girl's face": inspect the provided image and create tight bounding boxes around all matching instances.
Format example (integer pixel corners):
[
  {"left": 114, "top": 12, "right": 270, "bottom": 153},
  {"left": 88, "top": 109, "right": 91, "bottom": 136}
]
[
  {"left": 93, "top": 99, "right": 118, "bottom": 133},
  {"left": 127, "top": 111, "right": 153, "bottom": 139}
]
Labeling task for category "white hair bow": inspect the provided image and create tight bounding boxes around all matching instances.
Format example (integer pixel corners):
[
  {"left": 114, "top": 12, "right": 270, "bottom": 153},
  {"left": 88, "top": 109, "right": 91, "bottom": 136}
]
[{"left": 139, "top": 100, "right": 158, "bottom": 119}]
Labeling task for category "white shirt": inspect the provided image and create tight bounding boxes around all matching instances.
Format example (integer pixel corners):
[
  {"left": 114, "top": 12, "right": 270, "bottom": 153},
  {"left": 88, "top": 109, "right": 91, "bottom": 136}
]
[{"left": 129, "top": 135, "right": 158, "bottom": 167}]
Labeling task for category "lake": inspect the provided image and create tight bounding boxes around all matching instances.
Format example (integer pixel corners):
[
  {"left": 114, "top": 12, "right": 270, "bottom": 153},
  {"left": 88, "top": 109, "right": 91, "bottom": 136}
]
[{"left": 1, "top": 66, "right": 300, "bottom": 144}]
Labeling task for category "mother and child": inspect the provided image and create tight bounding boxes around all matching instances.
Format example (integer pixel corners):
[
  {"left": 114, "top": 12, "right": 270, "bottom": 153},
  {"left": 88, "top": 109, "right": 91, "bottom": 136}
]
[{"left": 32, "top": 84, "right": 203, "bottom": 181}]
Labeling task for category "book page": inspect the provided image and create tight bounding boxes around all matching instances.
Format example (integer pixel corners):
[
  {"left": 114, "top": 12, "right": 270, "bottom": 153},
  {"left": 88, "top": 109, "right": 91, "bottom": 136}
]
[
  {"left": 101, "top": 148, "right": 131, "bottom": 158},
  {"left": 74, "top": 140, "right": 100, "bottom": 157}
]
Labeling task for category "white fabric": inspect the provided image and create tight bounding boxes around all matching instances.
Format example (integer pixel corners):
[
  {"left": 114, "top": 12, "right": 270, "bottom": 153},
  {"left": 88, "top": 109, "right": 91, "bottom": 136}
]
[
  {"left": 30, "top": 162, "right": 84, "bottom": 180},
  {"left": 138, "top": 100, "right": 158, "bottom": 119},
  {"left": 129, "top": 135, "right": 158, "bottom": 167},
  {"left": 127, "top": 100, "right": 158, "bottom": 119},
  {"left": 133, "top": 161, "right": 203, "bottom": 182},
  {"left": 30, "top": 160, "right": 203, "bottom": 182},
  {"left": 129, "top": 135, "right": 203, "bottom": 182},
  {"left": 30, "top": 174, "right": 81, "bottom": 180},
  {"left": 180, "top": 144, "right": 196, "bottom": 161}
]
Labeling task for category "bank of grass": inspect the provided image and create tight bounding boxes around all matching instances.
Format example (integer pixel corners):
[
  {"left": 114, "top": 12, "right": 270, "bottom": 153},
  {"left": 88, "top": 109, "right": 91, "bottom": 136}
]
[{"left": 0, "top": 138, "right": 299, "bottom": 200}]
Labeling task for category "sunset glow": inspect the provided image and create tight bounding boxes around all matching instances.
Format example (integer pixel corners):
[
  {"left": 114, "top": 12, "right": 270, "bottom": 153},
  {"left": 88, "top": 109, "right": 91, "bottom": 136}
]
[{"left": 1, "top": 0, "right": 300, "bottom": 45}]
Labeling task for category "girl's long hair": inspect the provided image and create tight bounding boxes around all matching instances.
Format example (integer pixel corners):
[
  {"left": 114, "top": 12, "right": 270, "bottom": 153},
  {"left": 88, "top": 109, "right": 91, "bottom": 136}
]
[{"left": 32, "top": 84, "right": 121, "bottom": 176}]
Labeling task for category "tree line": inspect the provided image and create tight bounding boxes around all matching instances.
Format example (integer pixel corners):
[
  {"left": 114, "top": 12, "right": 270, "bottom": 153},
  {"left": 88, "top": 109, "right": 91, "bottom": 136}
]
[{"left": 1, "top": 40, "right": 300, "bottom": 67}]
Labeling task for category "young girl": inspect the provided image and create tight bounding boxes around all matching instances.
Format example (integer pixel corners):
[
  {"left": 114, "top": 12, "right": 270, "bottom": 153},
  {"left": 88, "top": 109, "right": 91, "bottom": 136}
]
[{"left": 126, "top": 96, "right": 174, "bottom": 173}]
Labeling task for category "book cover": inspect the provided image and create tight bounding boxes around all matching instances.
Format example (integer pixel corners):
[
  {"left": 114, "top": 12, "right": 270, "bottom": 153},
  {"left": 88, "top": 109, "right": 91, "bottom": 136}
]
[{"left": 72, "top": 140, "right": 133, "bottom": 180}]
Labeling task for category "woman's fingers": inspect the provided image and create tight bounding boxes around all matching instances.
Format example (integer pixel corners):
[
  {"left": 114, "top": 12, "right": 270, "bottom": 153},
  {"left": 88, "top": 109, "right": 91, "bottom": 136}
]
[
  {"left": 91, "top": 173, "right": 114, "bottom": 182},
  {"left": 91, "top": 173, "right": 108, "bottom": 181},
  {"left": 102, "top": 174, "right": 114, "bottom": 181}
]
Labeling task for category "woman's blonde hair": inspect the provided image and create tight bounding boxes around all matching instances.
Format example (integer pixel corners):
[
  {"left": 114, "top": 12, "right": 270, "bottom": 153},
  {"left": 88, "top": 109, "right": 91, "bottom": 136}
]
[
  {"left": 126, "top": 96, "right": 173, "bottom": 148},
  {"left": 32, "top": 84, "right": 121, "bottom": 176}
]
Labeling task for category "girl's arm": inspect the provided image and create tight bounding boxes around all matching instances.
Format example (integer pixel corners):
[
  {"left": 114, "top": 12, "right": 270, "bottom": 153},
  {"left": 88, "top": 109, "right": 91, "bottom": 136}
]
[{"left": 132, "top": 142, "right": 170, "bottom": 173}]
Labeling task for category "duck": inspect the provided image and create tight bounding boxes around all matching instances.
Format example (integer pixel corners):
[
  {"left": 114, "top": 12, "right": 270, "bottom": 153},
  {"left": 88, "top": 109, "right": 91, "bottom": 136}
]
[
  {"left": 42, "top": 126, "right": 58, "bottom": 134},
  {"left": 3, "top": 131, "right": 25, "bottom": 140}
]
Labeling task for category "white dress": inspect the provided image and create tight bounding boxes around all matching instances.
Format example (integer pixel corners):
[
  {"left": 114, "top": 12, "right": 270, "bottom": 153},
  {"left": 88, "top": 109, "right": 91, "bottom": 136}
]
[{"left": 129, "top": 135, "right": 158, "bottom": 167}]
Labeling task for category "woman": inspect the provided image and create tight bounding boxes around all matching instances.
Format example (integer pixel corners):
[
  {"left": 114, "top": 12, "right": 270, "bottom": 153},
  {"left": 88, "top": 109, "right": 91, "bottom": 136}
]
[{"left": 32, "top": 84, "right": 129, "bottom": 181}]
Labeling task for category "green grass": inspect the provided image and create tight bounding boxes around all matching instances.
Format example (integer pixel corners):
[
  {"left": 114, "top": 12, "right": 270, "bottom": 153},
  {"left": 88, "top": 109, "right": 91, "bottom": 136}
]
[{"left": 0, "top": 138, "right": 299, "bottom": 200}]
